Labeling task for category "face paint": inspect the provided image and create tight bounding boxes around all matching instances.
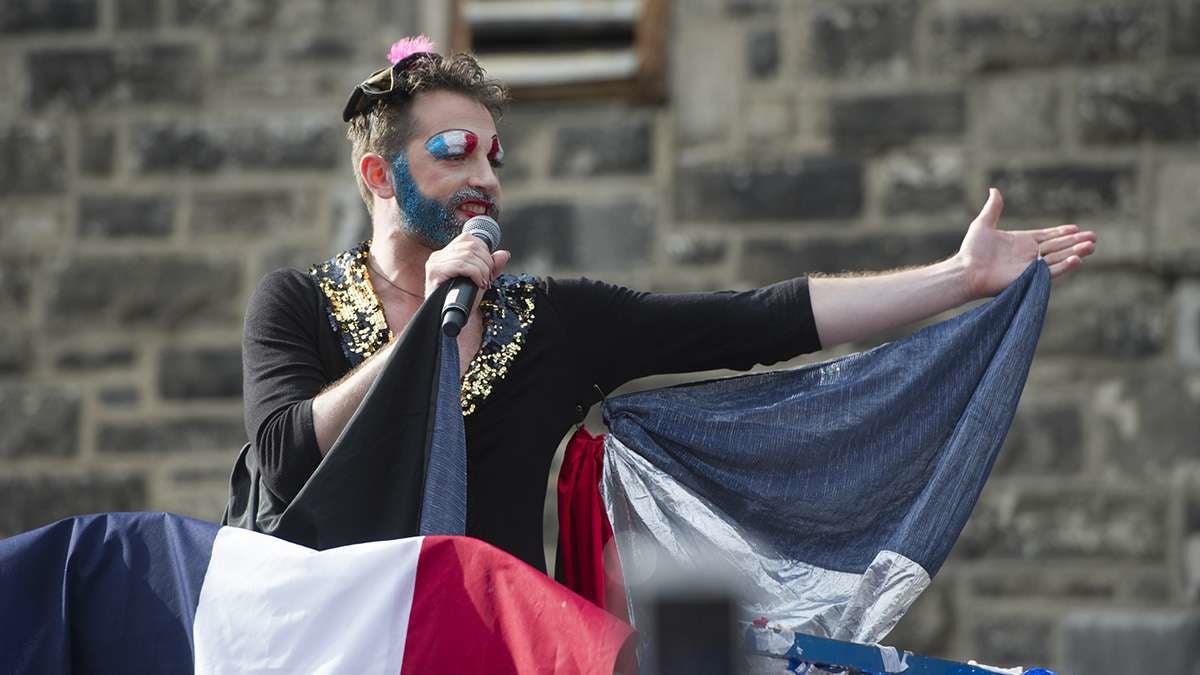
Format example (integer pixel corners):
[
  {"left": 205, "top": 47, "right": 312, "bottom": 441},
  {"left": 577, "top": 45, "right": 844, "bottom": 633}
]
[
  {"left": 425, "top": 129, "right": 478, "bottom": 160},
  {"left": 391, "top": 151, "right": 459, "bottom": 248},
  {"left": 487, "top": 136, "right": 504, "bottom": 167}
]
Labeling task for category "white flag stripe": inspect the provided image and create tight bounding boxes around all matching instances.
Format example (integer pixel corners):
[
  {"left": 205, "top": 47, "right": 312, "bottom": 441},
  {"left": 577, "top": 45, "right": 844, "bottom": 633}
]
[{"left": 194, "top": 528, "right": 423, "bottom": 675}]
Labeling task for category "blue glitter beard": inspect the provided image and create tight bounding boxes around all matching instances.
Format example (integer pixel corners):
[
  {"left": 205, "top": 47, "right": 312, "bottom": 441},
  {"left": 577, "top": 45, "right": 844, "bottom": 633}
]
[{"left": 391, "top": 152, "right": 460, "bottom": 249}]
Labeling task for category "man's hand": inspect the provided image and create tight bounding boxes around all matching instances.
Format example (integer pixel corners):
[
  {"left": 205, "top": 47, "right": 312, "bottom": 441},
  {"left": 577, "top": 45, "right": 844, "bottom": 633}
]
[
  {"left": 810, "top": 187, "right": 1099, "bottom": 348},
  {"left": 424, "top": 230, "right": 511, "bottom": 297},
  {"left": 958, "top": 188, "right": 1098, "bottom": 300}
]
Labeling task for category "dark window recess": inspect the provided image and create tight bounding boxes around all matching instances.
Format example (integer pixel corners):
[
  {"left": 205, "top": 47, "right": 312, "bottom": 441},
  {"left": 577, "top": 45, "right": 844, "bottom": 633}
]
[{"left": 454, "top": 0, "right": 668, "bottom": 101}]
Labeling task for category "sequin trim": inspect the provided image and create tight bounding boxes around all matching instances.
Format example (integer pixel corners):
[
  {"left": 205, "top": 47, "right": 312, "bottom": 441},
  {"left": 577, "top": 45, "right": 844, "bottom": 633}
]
[
  {"left": 309, "top": 241, "right": 538, "bottom": 416},
  {"left": 309, "top": 241, "right": 392, "bottom": 368},
  {"left": 461, "top": 273, "right": 538, "bottom": 416}
]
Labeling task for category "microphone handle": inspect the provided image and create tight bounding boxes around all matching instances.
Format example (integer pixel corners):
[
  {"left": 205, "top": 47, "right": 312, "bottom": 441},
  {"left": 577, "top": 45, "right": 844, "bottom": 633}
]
[{"left": 441, "top": 277, "right": 478, "bottom": 337}]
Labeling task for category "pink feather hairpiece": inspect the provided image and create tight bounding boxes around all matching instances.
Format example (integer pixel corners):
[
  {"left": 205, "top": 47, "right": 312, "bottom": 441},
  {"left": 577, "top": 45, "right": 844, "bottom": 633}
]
[{"left": 388, "top": 35, "right": 437, "bottom": 65}]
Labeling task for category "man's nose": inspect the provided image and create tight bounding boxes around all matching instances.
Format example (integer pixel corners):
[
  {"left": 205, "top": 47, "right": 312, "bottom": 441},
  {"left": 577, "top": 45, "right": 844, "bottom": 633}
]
[{"left": 468, "top": 157, "right": 500, "bottom": 194}]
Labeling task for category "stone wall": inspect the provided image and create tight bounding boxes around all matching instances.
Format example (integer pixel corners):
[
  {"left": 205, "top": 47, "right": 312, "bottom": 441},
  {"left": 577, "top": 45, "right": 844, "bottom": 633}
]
[{"left": 2, "top": 0, "right": 1198, "bottom": 671}]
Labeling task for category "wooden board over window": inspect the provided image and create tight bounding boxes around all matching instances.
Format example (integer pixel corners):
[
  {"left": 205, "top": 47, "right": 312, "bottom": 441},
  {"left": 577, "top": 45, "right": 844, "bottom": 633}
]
[{"left": 453, "top": 0, "right": 669, "bottom": 102}]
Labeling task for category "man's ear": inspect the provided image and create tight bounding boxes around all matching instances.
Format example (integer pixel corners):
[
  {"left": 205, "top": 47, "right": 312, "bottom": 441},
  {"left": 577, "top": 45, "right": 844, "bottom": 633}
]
[{"left": 359, "top": 153, "right": 395, "bottom": 200}]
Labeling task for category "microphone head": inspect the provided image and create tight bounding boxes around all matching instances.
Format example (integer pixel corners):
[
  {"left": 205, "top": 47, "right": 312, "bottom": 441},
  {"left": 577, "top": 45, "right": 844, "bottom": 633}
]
[{"left": 463, "top": 215, "right": 501, "bottom": 252}]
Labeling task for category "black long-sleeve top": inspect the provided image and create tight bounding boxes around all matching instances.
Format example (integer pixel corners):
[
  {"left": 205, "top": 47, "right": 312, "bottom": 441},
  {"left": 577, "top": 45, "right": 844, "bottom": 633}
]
[{"left": 242, "top": 248, "right": 822, "bottom": 572}]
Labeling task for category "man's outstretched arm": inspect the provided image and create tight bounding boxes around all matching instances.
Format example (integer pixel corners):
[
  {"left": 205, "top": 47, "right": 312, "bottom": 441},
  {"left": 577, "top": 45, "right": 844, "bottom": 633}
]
[{"left": 809, "top": 188, "right": 1097, "bottom": 348}]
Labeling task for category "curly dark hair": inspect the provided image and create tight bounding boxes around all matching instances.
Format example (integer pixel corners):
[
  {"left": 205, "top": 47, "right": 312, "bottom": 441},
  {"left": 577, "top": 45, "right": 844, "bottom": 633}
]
[{"left": 346, "top": 52, "right": 509, "bottom": 213}]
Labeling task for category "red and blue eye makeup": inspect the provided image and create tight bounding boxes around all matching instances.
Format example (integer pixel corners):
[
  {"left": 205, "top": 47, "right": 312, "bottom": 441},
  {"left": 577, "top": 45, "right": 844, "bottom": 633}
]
[
  {"left": 424, "top": 129, "right": 504, "bottom": 167},
  {"left": 425, "top": 129, "right": 478, "bottom": 159},
  {"left": 487, "top": 136, "right": 504, "bottom": 166}
]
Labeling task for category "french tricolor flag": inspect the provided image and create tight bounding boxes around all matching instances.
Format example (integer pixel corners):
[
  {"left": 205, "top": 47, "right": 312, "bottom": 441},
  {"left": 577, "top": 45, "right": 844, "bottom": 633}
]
[{"left": 0, "top": 512, "right": 632, "bottom": 674}]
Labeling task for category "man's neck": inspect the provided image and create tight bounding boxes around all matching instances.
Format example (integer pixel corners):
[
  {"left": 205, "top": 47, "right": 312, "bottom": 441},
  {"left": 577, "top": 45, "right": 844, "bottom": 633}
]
[{"left": 368, "top": 224, "right": 430, "bottom": 292}]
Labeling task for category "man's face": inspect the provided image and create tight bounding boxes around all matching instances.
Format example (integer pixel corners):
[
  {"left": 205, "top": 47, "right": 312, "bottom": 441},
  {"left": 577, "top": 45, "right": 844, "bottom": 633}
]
[{"left": 392, "top": 89, "right": 503, "bottom": 248}]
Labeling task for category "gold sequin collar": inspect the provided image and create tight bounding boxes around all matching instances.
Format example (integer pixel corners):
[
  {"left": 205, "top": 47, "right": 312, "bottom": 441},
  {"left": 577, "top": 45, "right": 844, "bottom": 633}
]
[
  {"left": 309, "top": 242, "right": 391, "bottom": 368},
  {"left": 309, "top": 241, "right": 537, "bottom": 416},
  {"left": 462, "top": 273, "right": 538, "bottom": 415}
]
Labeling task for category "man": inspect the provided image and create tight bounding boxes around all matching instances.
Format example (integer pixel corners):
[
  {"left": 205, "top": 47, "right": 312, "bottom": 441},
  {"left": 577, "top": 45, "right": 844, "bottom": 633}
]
[{"left": 237, "top": 39, "right": 1096, "bottom": 573}]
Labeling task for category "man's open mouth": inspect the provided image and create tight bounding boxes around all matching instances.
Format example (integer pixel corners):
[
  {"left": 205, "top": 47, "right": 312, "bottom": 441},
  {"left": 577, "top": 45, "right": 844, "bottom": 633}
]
[{"left": 456, "top": 201, "right": 492, "bottom": 217}]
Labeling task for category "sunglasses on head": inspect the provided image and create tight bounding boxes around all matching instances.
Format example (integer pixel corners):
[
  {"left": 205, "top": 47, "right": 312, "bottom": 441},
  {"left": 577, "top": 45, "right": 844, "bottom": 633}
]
[{"left": 341, "top": 51, "right": 437, "bottom": 123}]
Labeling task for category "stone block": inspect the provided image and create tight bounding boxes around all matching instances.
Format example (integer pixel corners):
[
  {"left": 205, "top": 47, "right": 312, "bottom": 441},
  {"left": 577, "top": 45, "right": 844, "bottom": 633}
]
[
  {"left": 0, "top": 327, "right": 31, "bottom": 375},
  {"left": 171, "top": 465, "right": 232, "bottom": 483},
  {"left": 116, "top": 0, "right": 157, "bottom": 28},
  {"left": 0, "top": 384, "right": 81, "bottom": 458},
  {"left": 494, "top": 107, "right": 542, "bottom": 183},
  {"left": 726, "top": 0, "right": 776, "bottom": 16},
  {"left": 970, "top": 571, "right": 1117, "bottom": 601},
  {"left": 1039, "top": 272, "right": 1166, "bottom": 358},
  {"left": 0, "top": 0, "right": 97, "bottom": 32},
  {"left": 131, "top": 117, "right": 341, "bottom": 174},
  {"left": 1179, "top": 282, "right": 1200, "bottom": 367},
  {"left": 1061, "top": 611, "right": 1200, "bottom": 674},
  {"left": 0, "top": 474, "right": 145, "bottom": 538},
  {"left": 503, "top": 199, "right": 654, "bottom": 272},
  {"left": 885, "top": 579, "right": 953, "bottom": 656},
  {"left": 958, "top": 487, "right": 1165, "bottom": 561},
  {"left": 930, "top": 4, "right": 1159, "bottom": 73},
  {"left": 740, "top": 231, "right": 962, "bottom": 284},
  {"left": 1170, "top": 0, "right": 1200, "bottom": 55},
  {"left": 176, "top": 0, "right": 280, "bottom": 29},
  {"left": 503, "top": 201, "right": 576, "bottom": 272},
  {"left": 993, "top": 401, "right": 1085, "bottom": 476},
  {"left": 215, "top": 35, "right": 268, "bottom": 71},
  {"left": 79, "top": 194, "right": 175, "bottom": 238},
  {"left": 676, "top": 157, "right": 863, "bottom": 222},
  {"left": 1078, "top": 73, "right": 1200, "bottom": 144},
  {"left": 259, "top": 245, "right": 324, "bottom": 278},
  {"left": 47, "top": 254, "right": 243, "bottom": 329},
  {"left": 672, "top": 22, "right": 739, "bottom": 146},
  {"left": 79, "top": 124, "right": 115, "bottom": 176},
  {"left": 831, "top": 92, "right": 964, "bottom": 150},
  {"left": 190, "top": 189, "right": 294, "bottom": 238},
  {"left": 550, "top": 118, "right": 652, "bottom": 177},
  {"left": 98, "top": 385, "right": 140, "bottom": 408},
  {"left": 1090, "top": 371, "right": 1200, "bottom": 476},
  {"left": 1187, "top": 480, "right": 1200, "bottom": 600},
  {"left": 159, "top": 347, "right": 243, "bottom": 400},
  {"left": 0, "top": 125, "right": 66, "bottom": 195},
  {"left": 283, "top": 34, "right": 356, "bottom": 62},
  {"left": 27, "top": 45, "right": 202, "bottom": 111},
  {"left": 971, "top": 615, "right": 1054, "bottom": 668},
  {"left": 573, "top": 199, "right": 655, "bottom": 271},
  {"left": 988, "top": 164, "right": 1136, "bottom": 219},
  {"left": 0, "top": 202, "right": 68, "bottom": 245},
  {"left": 975, "top": 78, "right": 1060, "bottom": 150},
  {"left": 155, "top": 487, "right": 229, "bottom": 522},
  {"left": 746, "top": 29, "right": 779, "bottom": 80},
  {"left": 665, "top": 234, "right": 728, "bottom": 266},
  {"left": 811, "top": 0, "right": 915, "bottom": 78},
  {"left": 744, "top": 96, "right": 793, "bottom": 140},
  {"left": 56, "top": 347, "right": 136, "bottom": 371},
  {"left": 97, "top": 416, "right": 246, "bottom": 453},
  {"left": 0, "top": 256, "right": 34, "bottom": 312},
  {"left": 877, "top": 151, "right": 965, "bottom": 216},
  {"left": 1156, "top": 160, "right": 1200, "bottom": 270}
]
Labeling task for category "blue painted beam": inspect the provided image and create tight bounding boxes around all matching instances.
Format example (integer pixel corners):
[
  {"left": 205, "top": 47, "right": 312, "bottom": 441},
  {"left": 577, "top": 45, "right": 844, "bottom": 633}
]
[{"left": 745, "top": 629, "right": 1057, "bottom": 675}]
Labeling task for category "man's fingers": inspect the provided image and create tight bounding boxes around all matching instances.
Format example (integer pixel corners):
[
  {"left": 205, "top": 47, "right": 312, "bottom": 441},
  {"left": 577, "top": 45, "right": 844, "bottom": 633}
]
[
  {"left": 1030, "top": 224, "right": 1080, "bottom": 243},
  {"left": 492, "top": 250, "right": 511, "bottom": 277},
  {"left": 976, "top": 187, "right": 1004, "bottom": 228},
  {"left": 1047, "top": 255, "right": 1083, "bottom": 278},
  {"left": 1037, "top": 231, "right": 1096, "bottom": 256},
  {"left": 1041, "top": 241, "right": 1095, "bottom": 266}
]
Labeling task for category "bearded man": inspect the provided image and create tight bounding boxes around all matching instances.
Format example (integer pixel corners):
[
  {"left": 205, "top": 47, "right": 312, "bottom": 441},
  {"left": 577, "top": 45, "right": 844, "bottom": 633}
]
[{"left": 234, "top": 38, "right": 1097, "bottom": 573}]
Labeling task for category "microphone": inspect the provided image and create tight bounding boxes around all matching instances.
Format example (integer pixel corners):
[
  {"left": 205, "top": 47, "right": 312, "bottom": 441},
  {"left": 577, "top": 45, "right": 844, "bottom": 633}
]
[{"left": 441, "top": 215, "right": 502, "bottom": 337}]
